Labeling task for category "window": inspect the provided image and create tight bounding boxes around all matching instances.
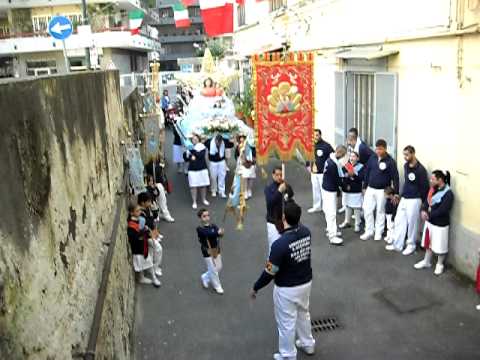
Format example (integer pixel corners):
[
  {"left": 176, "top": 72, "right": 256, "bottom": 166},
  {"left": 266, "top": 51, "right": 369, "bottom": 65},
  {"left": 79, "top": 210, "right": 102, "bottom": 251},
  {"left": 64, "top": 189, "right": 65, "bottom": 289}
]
[
  {"left": 352, "top": 73, "right": 375, "bottom": 147},
  {"left": 269, "top": 0, "right": 286, "bottom": 12},
  {"left": 188, "top": 7, "right": 200, "bottom": 18},
  {"left": 26, "top": 59, "right": 57, "bottom": 76},
  {"left": 160, "top": 8, "right": 173, "bottom": 18},
  {"left": 237, "top": 4, "right": 245, "bottom": 26},
  {"left": 335, "top": 71, "right": 398, "bottom": 156}
]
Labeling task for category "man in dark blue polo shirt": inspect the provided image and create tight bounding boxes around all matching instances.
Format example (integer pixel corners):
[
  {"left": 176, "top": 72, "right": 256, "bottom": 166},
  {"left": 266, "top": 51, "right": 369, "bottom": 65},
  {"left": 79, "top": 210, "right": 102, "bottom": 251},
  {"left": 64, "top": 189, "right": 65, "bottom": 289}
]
[
  {"left": 361, "top": 139, "right": 399, "bottom": 241},
  {"left": 386, "top": 145, "right": 429, "bottom": 255},
  {"left": 264, "top": 166, "right": 287, "bottom": 251},
  {"left": 251, "top": 201, "right": 315, "bottom": 360},
  {"left": 306, "top": 129, "right": 334, "bottom": 213}
]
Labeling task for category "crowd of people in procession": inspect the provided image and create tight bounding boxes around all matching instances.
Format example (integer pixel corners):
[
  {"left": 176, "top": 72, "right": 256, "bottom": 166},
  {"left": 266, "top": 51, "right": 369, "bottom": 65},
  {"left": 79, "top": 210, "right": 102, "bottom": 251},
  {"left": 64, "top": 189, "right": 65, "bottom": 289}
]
[{"left": 125, "top": 78, "right": 455, "bottom": 359}]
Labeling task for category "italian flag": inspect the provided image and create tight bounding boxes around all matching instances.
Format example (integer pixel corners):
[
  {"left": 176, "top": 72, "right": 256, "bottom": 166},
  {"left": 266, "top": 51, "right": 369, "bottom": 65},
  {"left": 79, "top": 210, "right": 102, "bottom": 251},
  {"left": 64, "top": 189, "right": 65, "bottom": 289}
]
[
  {"left": 199, "top": 0, "right": 233, "bottom": 36},
  {"left": 129, "top": 10, "right": 144, "bottom": 35},
  {"left": 173, "top": 3, "right": 191, "bottom": 28}
]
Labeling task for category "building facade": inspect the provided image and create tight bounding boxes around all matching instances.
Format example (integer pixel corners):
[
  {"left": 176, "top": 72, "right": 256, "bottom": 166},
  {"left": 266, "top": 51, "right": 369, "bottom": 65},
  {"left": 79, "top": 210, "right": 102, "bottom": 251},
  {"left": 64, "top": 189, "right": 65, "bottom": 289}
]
[
  {"left": 155, "top": 0, "right": 205, "bottom": 71},
  {"left": 0, "top": 0, "right": 161, "bottom": 77},
  {"left": 233, "top": 0, "right": 480, "bottom": 280}
]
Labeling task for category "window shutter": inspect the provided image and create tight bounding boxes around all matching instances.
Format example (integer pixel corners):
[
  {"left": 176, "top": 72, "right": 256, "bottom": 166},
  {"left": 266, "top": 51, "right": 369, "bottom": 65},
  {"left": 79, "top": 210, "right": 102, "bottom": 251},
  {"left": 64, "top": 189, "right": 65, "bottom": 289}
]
[
  {"left": 334, "top": 71, "right": 346, "bottom": 147},
  {"left": 374, "top": 73, "right": 398, "bottom": 159}
]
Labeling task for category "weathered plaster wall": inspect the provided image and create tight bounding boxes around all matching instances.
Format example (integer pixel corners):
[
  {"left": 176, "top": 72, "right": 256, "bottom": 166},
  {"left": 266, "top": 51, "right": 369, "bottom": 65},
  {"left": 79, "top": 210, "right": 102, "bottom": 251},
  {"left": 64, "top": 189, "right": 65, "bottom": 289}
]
[{"left": 0, "top": 71, "right": 134, "bottom": 359}]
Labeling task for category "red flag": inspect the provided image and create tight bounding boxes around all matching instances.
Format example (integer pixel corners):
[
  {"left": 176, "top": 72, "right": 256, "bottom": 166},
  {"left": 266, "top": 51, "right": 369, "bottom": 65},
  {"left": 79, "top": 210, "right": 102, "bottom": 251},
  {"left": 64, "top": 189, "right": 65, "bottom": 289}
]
[
  {"left": 236, "top": 0, "right": 245, "bottom": 4},
  {"left": 199, "top": 0, "right": 233, "bottom": 36},
  {"left": 182, "top": 0, "right": 196, "bottom": 5}
]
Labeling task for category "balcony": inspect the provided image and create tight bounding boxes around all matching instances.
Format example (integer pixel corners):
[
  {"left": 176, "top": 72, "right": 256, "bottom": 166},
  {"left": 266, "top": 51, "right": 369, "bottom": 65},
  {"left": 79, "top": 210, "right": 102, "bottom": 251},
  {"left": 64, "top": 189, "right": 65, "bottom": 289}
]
[
  {"left": 160, "top": 52, "right": 195, "bottom": 61},
  {"left": 0, "top": 28, "right": 161, "bottom": 55},
  {"left": 156, "top": 16, "right": 203, "bottom": 26},
  {"left": 159, "top": 33, "right": 205, "bottom": 44}
]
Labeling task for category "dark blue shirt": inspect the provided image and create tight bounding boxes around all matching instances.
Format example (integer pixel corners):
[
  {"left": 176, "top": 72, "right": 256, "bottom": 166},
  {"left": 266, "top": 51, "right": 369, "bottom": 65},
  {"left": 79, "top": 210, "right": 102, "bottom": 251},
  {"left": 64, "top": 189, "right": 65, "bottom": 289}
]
[
  {"left": 184, "top": 148, "right": 208, "bottom": 171},
  {"left": 196, "top": 224, "right": 221, "bottom": 258},
  {"left": 364, "top": 154, "right": 399, "bottom": 193},
  {"left": 264, "top": 181, "right": 283, "bottom": 224},
  {"left": 423, "top": 188, "right": 454, "bottom": 227},
  {"left": 205, "top": 139, "right": 234, "bottom": 162},
  {"left": 253, "top": 224, "right": 312, "bottom": 291},
  {"left": 306, "top": 140, "right": 334, "bottom": 174},
  {"left": 341, "top": 165, "right": 365, "bottom": 193},
  {"left": 322, "top": 158, "right": 342, "bottom": 192},
  {"left": 358, "top": 142, "right": 375, "bottom": 165},
  {"left": 401, "top": 161, "right": 429, "bottom": 201}
]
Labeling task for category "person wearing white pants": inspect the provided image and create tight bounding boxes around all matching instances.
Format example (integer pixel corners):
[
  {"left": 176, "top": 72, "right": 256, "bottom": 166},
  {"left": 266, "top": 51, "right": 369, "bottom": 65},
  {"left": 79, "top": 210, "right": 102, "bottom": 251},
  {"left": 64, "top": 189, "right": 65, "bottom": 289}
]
[
  {"left": 306, "top": 129, "right": 333, "bottom": 213},
  {"left": 207, "top": 135, "right": 233, "bottom": 198},
  {"left": 264, "top": 166, "right": 286, "bottom": 252},
  {"left": 322, "top": 146, "right": 347, "bottom": 245},
  {"left": 196, "top": 208, "right": 225, "bottom": 294},
  {"left": 386, "top": 146, "right": 429, "bottom": 255},
  {"left": 361, "top": 139, "right": 399, "bottom": 241},
  {"left": 251, "top": 202, "right": 315, "bottom": 360}
]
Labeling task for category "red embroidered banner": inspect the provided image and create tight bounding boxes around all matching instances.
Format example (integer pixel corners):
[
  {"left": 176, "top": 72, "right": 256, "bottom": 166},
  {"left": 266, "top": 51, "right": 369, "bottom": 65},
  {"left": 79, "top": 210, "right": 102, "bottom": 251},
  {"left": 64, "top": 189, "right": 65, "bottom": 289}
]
[{"left": 252, "top": 52, "right": 314, "bottom": 165}]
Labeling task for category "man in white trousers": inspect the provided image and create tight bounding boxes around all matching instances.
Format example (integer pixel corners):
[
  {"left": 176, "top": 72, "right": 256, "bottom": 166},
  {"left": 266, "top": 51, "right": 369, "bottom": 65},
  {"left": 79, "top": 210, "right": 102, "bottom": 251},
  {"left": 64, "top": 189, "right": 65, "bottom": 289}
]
[
  {"left": 322, "top": 145, "right": 347, "bottom": 245},
  {"left": 206, "top": 135, "right": 233, "bottom": 198},
  {"left": 264, "top": 166, "right": 287, "bottom": 251},
  {"left": 386, "top": 145, "right": 429, "bottom": 255},
  {"left": 251, "top": 201, "right": 315, "bottom": 360},
  {"left": 306, "top": 129, "right": 334, "bottom": 213},
  {"left": 361, "top": 139, "right": 399, "bottom": 241}
]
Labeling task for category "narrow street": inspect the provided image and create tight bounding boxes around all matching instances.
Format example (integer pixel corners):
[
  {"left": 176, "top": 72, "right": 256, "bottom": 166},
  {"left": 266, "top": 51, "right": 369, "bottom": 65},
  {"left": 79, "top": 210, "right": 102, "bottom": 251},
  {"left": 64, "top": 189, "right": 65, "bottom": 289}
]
[{"left": 134, "top": 132, "right": 480, "bottom": 360}]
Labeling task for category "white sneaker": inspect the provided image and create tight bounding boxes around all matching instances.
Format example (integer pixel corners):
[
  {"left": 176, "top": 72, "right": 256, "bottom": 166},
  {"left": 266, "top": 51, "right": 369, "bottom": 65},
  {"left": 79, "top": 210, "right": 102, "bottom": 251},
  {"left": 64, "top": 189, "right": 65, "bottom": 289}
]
[
  {"left": 434, "top": 263, "right": 445, "bottom": 276},
  {"left": 338, "top": 207, "right": 346, "bottom": 214},
  {"left": 414, "top": 259, "right": 432, "bottom": 270},
  {"left": 273, "top": 353, "right": 284, "bottom": 360},
  {"left": 374, "top": 234, "right": 382, "bottom": 241},
  {"left": 152, "top": 277, "right": 161, "bottom": 287},
  {"left": 220, "top": 193, "right": 227, "bottom": 198},
  {"left": 329, "top": 236, "right": 344, "bottom": 245},
  {"left": 211, "top": 192, "right": 217, "bottom": 197},
  {"left": 308, "top": 207, "right": 321, "bottom": 214},
  {"left": 476, "top": 304, "right": 480, "bottom": 311},
  {"left": 384, "top": 236, "right": 391, "bottom": 243},
  {"left": 155, "top": 268, "right": 163, "bottom": 277},
  {"left": 402, "top": 245, "right": 416, "bottom": 256},
  {"left": 214, "top": 286, "right": 224, "bottom": 295},
  {"left": 192, "top": 202, "right": 197, "bottom": 209},
  {"left": 247, "top": 190, "right": 252, "bottom": 198},
  {"left": 201, "top": 276, "right": 209, "bottom": 289},
  {"left": 385, "top": 244, "right": 397, "bottom": 251},
  {"left": 138, "top": 276, "right": 153, "bottom": 285},
  {"left": 203, "top": 200, "right": 210, "bottom": 206},
  {"left": 295, "top": 340, "right": 315, "bottom": 355},
  {"left": 360, "top": 232, "right": 373, "bottom": 241},
  {"left": 339, "top": 221, "right": 350, "bottom": 229},
  {"left": 164, "top": 215, "right": 175, "bottom": 223},
  {"left": 354, "top": 225, "right": 361, "bottom": 233}
]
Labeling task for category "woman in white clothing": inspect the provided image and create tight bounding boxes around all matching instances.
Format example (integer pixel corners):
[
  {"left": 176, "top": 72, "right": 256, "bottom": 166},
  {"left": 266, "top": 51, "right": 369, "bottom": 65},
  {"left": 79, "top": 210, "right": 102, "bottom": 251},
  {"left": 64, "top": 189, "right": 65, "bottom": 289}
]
[
  {"left": 184, "top": 134, "right": 210, "bottom": 209},
  {"left": 414, "top": 170, "right": 454, "bottom": 276}
]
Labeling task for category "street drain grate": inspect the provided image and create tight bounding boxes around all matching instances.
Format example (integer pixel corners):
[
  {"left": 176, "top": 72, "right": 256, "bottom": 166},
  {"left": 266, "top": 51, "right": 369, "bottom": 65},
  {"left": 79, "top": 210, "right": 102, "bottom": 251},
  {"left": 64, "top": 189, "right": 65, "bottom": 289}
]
[{"left": 311, "top": 317, "right": 339, "bottom": 333}]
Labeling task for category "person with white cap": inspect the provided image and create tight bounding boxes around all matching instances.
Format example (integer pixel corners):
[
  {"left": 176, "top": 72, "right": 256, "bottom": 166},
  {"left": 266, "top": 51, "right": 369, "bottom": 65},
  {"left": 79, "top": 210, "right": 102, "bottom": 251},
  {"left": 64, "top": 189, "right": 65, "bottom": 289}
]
[
  {"left": 250, "top": 201, "right": 315, "bottom": 360},
  {"left": 322, "top": 145, "right": 347, "bottom": 245},
  {"left": 361, "top": 139, "right": 399, "bottom": 241},
  {"left": 306, "top": 129, "right": 334, "bottom": 214},
  {"left": 386, "top": 145, "right": 429, "bottom": 255},
  {"left": 414, "top": 170, "right": 454, "bottom": 275}
]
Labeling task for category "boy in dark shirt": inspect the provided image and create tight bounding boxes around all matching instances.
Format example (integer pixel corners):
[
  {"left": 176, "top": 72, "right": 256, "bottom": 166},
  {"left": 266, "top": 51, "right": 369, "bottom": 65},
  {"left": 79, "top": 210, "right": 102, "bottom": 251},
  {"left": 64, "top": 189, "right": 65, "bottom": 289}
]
[
  {"left": 138, "top": 192, "right": 163, "bottom": 280},
  {"left": 196, "top": 208, "right": 225, "bottom": 294},
  {"left": 384, "top": 187, "right": 398, "bottom": 244}
]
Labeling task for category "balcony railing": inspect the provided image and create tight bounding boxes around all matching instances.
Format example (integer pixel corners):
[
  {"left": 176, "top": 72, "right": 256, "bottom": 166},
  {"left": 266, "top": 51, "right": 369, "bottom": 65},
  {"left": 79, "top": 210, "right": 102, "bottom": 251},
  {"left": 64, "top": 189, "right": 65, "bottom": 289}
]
[{"left": 158, "top": 34, "right": 205, "bottom": 43}]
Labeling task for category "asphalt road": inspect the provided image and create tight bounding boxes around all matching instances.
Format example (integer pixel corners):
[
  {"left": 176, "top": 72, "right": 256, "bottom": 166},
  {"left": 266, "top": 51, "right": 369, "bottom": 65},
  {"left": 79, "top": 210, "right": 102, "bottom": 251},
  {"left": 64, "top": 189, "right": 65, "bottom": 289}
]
[{"left": 134, "top": 131, "right": 480, "bottom": 360}]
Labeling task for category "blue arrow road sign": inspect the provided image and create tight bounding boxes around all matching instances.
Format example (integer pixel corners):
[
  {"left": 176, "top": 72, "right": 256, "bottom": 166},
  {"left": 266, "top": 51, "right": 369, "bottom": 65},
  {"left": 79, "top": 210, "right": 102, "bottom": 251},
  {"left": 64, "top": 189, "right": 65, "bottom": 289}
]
[{"left": 48, "top": 16, "right": 73, "bottom": 40}]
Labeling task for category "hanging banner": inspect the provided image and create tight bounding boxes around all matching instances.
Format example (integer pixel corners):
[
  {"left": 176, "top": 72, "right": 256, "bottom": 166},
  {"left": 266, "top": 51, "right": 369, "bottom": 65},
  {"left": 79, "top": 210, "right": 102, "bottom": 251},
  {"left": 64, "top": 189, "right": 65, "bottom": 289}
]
[{"left": 252, "top": 52, "right": 315, "bottom": 165}]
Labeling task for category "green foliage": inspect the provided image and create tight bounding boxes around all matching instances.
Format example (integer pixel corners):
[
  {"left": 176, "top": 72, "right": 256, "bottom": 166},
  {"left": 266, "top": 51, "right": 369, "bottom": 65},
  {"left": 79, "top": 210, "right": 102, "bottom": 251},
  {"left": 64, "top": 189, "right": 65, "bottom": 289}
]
[
  {"left": 234, "top": 78, "right": 254, "bottom": 118},
  {"left": 206, "top": 39, "right": 226, "bottom": 60}
]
